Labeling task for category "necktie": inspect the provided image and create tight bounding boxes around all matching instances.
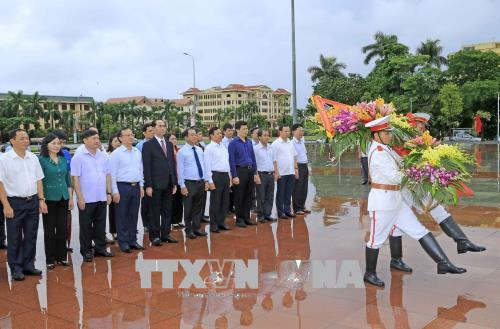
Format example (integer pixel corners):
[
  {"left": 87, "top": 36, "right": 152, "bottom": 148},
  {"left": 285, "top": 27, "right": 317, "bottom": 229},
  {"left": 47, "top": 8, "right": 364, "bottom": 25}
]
[
  {"left": 160, "top": 139, "right": 167, "bottom": 157},
  {"left": 192, "top": 146, "right": 203, "bottom": 178}
]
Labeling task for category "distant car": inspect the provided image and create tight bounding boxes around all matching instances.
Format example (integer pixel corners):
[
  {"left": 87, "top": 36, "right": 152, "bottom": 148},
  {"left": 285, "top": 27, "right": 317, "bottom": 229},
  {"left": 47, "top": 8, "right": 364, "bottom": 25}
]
[{"left": 453, "top": 132, "right": 481, "bottom": 142}]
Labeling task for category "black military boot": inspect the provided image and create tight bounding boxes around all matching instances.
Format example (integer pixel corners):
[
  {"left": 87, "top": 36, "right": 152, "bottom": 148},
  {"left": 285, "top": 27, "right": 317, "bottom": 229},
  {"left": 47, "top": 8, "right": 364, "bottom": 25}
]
[
  {"left": 364, "top": 247, "right": 385, "bottom": 287},
  {"left": 439, "top": 216, "right": 486, "bottom": 254},
  {"left": 418, "top": 233, "right": 466, "bottom": 274},
  {"left": 389, "top": 236, "right": 413, "bottom": 273}
]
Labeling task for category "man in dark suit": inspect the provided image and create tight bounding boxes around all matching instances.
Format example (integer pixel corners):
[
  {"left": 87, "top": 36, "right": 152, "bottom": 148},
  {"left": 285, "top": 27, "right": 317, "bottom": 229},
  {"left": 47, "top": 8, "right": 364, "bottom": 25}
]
[{"left": 142, "top": 119, "right": 178, "bottom": 246}]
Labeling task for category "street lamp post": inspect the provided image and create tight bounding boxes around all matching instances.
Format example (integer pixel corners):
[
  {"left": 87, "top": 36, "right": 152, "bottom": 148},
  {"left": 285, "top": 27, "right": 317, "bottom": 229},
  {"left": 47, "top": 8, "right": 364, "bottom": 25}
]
[
  {"left": 291, "top": 0, "right": 297, "bottom": 124},
  {"left": 183, "top": 52, "right": 197, "bottom": 127},
  {"left": 497, "top": 92, "right": 499, "bottom": 143}
]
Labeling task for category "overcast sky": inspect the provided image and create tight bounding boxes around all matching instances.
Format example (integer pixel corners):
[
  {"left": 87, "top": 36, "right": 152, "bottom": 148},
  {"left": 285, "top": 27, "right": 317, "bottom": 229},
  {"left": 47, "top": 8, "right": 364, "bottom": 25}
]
[{"left": 0, "top": 0, "right": 498, "bottom": 108}]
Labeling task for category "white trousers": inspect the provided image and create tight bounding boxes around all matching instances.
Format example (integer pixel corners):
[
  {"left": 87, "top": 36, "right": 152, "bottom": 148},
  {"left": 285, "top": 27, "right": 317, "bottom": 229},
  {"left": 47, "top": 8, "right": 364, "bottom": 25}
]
[
  {"left": 393, "top": 190, "right": 451, "bottom": 237},
  {"left": 367, "top": 203, "right": 429, "bottom": 249}
]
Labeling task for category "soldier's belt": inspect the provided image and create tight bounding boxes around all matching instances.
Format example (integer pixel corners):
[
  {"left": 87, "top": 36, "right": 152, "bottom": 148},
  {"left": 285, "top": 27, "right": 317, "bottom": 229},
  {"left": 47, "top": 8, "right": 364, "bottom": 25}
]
[{"left": 371, "top": 183, "right": 401, "bottom": 191}]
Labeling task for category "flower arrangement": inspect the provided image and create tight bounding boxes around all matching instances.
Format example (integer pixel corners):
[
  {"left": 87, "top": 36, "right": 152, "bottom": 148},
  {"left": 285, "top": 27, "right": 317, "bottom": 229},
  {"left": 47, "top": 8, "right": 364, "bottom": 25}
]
[{"left": 401, "top": 133, "right": 475, "bottom": 210}]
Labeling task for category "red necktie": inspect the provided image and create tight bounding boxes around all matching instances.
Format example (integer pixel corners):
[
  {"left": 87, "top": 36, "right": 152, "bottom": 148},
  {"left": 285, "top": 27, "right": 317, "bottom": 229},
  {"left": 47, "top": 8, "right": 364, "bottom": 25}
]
[{"left": 160, "top": 139, "right": 167, "bottom": 157}]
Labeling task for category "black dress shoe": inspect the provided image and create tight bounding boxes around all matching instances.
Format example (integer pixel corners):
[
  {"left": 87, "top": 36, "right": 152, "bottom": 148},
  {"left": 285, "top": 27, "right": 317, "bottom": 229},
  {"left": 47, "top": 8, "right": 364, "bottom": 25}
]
[
  {"left": 211, "top": 228, "right": 220, "bottom": 233},
  {"left": 265, "top": 217, "right": 277, "bottom": 222},
  {"left": 151, "top": 238, "right": 163, "bottom": 246},
  {"left": 285, "top": 213, "right": 296, "bottom": 218},
  {"left": 12, "top": 272, "right": 25, "bottom": 281},
  {"left": 257, "top": 217, "right": 266, "bottom": 223},
  {"left": 121, "top": 248, "right": 131, "bottom": 253},
  {"left": 161, "top": 235, "right": 179, "bottom": 243},
  {"left": 303, "top": 209, "right": 311, "bottom": 214},
  {"left": 295, "top": 210, "right": 305, "bottom": 215},
  {"left": 201, "top": 217, "right": 210, "bottom": 223},
  {"left": 23, "top": 269, "right": 42, "bottom": 276},
  {"left": 218, "top": 225, "right": 232, "bottom": 230},
  {"left": 279, "top": 215, "right": 289, "bottom": 220},
  {"left": 66, "top": 247, "right": 73, "bottom": 253},
  {"left": 0, "top": 242, "right": 7, "bottom": 249},
  {"left": 245, "top": 220, "right": 257, "bottom": 226},
  {"left": 95, "top": 250, "right": 114, "bottom": 257},
  {"left": 130, "top": 243, "right": 145, "bottom": 250},
  {"left": 194, "top": 230, "right": 208, "bottom": 237},
  {"left": 83, "top": 253, "right": 93, "bottom": 262},
  {"left": 187, "top": 233, "right": 197, "bottom": 239},
  {"left": 236, "top": 222, "right": 247, "bottom": 228}
]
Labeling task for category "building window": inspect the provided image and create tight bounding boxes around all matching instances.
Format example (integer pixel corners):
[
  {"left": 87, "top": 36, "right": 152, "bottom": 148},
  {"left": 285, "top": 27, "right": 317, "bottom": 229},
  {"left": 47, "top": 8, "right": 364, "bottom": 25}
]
[
  {"left": 84, "top": 104, "right": 89, "bottom": 111},
  {"left": 70, "top": 104, "right": 75, "bottom": 110},
  {"left": 238, "top": 94, "right": 241, "bottom": 98},
  {"left": 227, "top": 94, "right": 231, "bottom": 97},
  {"left": 238, "top": 100, "right": 242, "bottom": 105}
]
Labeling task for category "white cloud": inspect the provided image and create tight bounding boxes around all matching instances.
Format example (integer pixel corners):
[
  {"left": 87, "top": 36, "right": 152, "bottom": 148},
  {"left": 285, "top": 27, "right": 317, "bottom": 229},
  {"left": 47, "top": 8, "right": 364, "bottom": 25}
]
[{"left": 0, "top": 0, "right": 498, "bottom": 107}]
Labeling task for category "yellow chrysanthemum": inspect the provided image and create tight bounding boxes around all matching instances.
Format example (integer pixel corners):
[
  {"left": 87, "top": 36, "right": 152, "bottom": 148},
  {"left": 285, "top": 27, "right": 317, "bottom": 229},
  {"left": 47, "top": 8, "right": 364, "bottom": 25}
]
[
  {"left": 390, "top": 113, "right": 412, "bottom": 129},
  {"left": 375, "top": 98, "right": 385, "bottom": 107}
]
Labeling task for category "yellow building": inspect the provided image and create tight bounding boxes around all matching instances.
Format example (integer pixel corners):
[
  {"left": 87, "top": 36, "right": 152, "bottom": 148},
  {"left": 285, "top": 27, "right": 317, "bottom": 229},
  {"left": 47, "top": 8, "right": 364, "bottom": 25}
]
[
  {"left": 181, "top": 84, "right": 291, "bottom": 127},
  {"left": 462, "top": 42, "right": 500, "bottom": 55}
]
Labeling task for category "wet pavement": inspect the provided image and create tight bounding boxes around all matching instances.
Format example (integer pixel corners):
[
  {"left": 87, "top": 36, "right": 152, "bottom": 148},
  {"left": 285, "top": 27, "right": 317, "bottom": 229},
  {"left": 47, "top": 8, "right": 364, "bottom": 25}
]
[{"left": 0, "top": 144, "right": 499, "bottom": 328}]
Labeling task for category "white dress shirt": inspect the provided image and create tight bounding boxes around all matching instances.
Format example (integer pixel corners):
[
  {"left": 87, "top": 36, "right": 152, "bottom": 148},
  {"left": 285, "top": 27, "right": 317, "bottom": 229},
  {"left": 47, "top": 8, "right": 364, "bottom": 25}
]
[
  {"left": 0, "top": 150, "right": 44, "bottom": 197},
  {"left": 177, "top": 144, "right": 208, "bottom": 188},
  {"left": 222, "top": 136, "right": 233, "bottom": 149},
  {"left": 204, "top": 141, "right": 230, "bottom": 184},
  {"left": 292, "top": 137, "right": 308, "bottom": 164},
  {"left": 109, "top": 145, "right": 144, "bottom": 194},
  {"left": 75, "top": 143, "right": 105, "bottom": 156},
  {"left": 271, "top": 138, "right": 297, "bottom": 176},
  {"left": 253, "top": 142, "right": 274, "bottom": 172}
]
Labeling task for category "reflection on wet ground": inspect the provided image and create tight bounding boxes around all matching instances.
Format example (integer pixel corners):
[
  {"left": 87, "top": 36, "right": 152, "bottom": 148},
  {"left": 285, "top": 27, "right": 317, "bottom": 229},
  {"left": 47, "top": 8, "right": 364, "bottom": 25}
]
[{"left": 0, "top": 144, "right": 499, "bottom": 328}]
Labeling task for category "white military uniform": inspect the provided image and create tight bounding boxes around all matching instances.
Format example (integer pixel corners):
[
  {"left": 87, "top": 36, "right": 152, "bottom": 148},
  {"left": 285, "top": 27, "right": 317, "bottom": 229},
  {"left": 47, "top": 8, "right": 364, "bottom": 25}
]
[
  {"left": 390, "top": 112, "right": 450, "bottom": 237},
  {"left": 366, "top": 119, "right": 429, "bottom": 249}
]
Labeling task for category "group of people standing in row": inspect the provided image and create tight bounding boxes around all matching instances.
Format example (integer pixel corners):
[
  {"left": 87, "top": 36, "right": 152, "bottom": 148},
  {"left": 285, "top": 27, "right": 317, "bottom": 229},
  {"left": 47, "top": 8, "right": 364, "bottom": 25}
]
[{"left": 0, "top": 119, "right": 310, "bottom": 281}]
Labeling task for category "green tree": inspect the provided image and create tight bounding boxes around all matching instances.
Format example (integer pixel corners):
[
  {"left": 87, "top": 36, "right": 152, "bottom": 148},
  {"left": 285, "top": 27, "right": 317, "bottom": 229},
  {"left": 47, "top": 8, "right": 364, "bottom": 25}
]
[
  {"left": 4, "top": 90, "right": 26, "bottom": 117},
  {"left": 437, "top": 83, "right": 463, "bottom": 137},
  {"left": 313, "top": 73, "right": 368, "bottom": 105},
  {"left": 416, "top": 39, "right": 447, "bottom": 68},
  {"left": 361, "top": 31, "right": 409, "bottom": 65},
  {"left": 248, "top": 114, "right": 269, "bottom": 129},
  {"left": 307, "top": 55, "right": 346, "bottom": 82},
  {"left": 447, "top": 49, "right": 500, "bottom": 85}
]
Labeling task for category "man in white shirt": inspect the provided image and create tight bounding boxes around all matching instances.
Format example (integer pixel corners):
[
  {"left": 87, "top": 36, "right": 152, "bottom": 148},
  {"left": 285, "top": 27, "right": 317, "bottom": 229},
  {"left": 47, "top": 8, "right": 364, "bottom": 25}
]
[
  {"left": 74, "top": 126, "right": 105, "bottom": 156},
  {"left": 291, "top": 124, "right": 311, "bottom": 215},
  {"left": 204, "top": 127, "right": 232, "bottom": 233},
  {"left": 272, "top": 125, "right": 298, "bottom": 219},
  {"left": 253, "top": 129, "right": 276, "bottom": 222},
  {"left": 110, "top": 127, "right": 145, "bottom": 253},
  {"left": 0, "top": 129, "right": 46, "bottom": 281}
]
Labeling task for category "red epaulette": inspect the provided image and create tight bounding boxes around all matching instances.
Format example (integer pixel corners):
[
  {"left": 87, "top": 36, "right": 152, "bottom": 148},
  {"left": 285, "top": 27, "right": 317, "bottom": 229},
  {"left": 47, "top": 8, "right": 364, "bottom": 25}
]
[{"left": 377, "top": 145, "right": 384, "bottom": 151}]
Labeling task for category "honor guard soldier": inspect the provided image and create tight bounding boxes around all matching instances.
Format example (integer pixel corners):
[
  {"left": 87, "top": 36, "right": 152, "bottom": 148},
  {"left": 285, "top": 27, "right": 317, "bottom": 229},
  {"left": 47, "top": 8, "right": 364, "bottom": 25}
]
[{"left": 364, "top": 116, "right": 466, "bottom": 287}]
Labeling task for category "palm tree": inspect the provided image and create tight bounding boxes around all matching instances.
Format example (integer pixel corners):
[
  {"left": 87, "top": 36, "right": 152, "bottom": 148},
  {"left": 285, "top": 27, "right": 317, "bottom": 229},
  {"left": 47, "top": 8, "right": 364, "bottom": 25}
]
[
  {"left": 5, "top": 90, "right": 26, "bottom": 117},
  {"left": 362, "top": 31, "right": 409, "bottom": 64},
  {"left": 61, "top": 109, "right": 75, "bottom": 134},
  {"left": 416, "top": 39, "right": 448, "bottom": 68},
  {"left": 307, "top": 55, "right": 347, "bottom": 82},
  {"left": 45, "top": 101, "right": 59, "bottom": 129},
  {"left": 24, "top": 92, "right": 46, "bottom": 129}
]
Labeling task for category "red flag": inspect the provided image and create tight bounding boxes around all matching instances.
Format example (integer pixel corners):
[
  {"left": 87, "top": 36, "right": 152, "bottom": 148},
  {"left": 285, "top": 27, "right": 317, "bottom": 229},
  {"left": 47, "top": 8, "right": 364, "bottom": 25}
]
[{"left": 474, "top": 115, "right": 483, "bottom": 134}]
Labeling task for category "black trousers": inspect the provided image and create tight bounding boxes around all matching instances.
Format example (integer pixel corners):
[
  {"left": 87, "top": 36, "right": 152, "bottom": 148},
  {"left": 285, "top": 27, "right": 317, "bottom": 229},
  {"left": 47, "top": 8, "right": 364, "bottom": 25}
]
[
  {"left": 0, "top": 203, "right": 5, "bottom": 244},
  {"left": 42, "top": 199, "right": 69, "bottom": 264},
  {"left": 115, "top": 183, "right": 140, "bottom": 249},
  {"left": 149, "top": 186, "right": 173, "bottom": 241},
  {"left": 79, "top": 201, "right": 107, "bottom": 256},
  {"left": 140, "top": 195, "right": 152, "bottom": 229},
  {"left": 209, "top": 172, "right": 230, "bottom": 227},
  {"left": 108, "top": 203, "right": 116, "bottom": 234},
  {"left": 292, "top": 163, "right": 309, "bottom": 212},
  {"left": 256, "top": 172, "right": 275, "bottom": 218},
  {"left": 276, "top": 175, "right": 294, "bottom": 216},
  {"left": 171, "top": 185, "right": 183, "bottom": 224},
  {"left": 361, "top": 157, "right": 369, "bottom": 183},
  {"left": 183, "top": 180, "right": 205, "bottom": 234},
  {"left": 6, "top": 196, "right": 39, "bottom": 273},
  {"left": 233, "top": 166, "right": 255, "bottom": 223}
]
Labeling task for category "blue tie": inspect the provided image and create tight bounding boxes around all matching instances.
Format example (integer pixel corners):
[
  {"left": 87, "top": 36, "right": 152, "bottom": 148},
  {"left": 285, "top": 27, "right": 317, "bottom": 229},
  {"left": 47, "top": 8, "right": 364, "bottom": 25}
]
[{"left": 192, "top": 146, "right": 203, "bottom": 178}]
